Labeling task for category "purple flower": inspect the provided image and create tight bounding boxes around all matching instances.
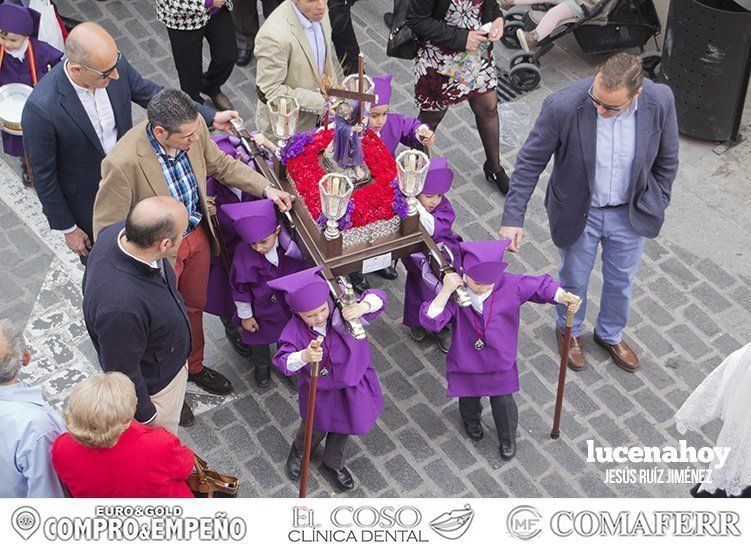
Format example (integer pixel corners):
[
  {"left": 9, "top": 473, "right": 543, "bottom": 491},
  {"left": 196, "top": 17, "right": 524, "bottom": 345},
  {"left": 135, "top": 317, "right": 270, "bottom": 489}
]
[
  {"left": 279, "top": 131, "right": 315, "bottom": 166},
  {"left": 391, "top": 179, "right": 409, "bottom": 219},
  {"left": 316, "top": 198, "right": 355, "bottom": 231}
]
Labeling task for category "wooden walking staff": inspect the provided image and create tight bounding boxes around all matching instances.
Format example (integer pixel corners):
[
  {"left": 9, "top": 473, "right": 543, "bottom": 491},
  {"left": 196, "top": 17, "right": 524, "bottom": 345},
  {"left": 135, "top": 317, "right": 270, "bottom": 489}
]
[
  {"left": 299, "top": 336, "right": 324, "bottom": 498},
  {"left": 550, "top": 301, "right": 576, "bottom": 439}
]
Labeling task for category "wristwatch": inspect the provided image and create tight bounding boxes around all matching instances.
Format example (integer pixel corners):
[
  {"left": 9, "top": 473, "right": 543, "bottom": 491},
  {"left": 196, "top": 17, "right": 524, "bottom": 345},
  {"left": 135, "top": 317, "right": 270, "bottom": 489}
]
[{"left": 262, "top": 184, "right": 273, "bottom": 198}]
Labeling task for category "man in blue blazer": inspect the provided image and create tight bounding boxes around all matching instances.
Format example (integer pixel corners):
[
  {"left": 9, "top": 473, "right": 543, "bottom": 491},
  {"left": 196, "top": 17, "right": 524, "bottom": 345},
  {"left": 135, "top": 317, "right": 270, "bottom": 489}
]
[
  {"left": 22, "top": 22, "right": 235, "bottom": 262},
  {"left": 500, "top": 53, "right": 679, "bottom": 373}
]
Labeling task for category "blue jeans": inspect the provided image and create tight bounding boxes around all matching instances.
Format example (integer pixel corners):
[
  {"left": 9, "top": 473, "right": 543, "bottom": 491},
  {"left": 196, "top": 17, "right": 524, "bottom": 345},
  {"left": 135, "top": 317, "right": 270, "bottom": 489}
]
[{"left": 556, "top": 206, "right": 645, "bottom": 344}]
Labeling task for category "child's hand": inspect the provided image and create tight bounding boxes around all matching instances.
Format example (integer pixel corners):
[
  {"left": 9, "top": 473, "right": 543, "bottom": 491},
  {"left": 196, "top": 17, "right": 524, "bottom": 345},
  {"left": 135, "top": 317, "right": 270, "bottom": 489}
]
[
  {"left": 442, "top": 272, "right": 464, "bottom": 294},
  {"left": 561, "top": 292, "right": 582, "bottom": 314},
  {"left": 206, "top": 197, "right": 217, "bottom": 216},
  {"left": 302, "top": 336, "right": 324, "bottom": 363},
  {"left": 416, "top": 126, "right": 436, "bottom": 148},
  {"left": 251, "top": 133, "right": 277, "bottom": 153},
  {"left": 242, "top": 317, "right": 259, "bottom": 333},
  {"left": 341, "top": 300, "right": 369, "bottom": 321},
  {"left": 354, "top": 123, "right": 364, "bottom": 135}
]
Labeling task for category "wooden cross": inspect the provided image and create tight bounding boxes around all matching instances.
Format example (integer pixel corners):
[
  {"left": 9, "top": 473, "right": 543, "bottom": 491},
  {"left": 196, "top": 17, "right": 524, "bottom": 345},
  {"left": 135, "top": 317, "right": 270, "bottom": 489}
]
[{"left": 326, "top": 54, "right": 376, "bottom": 124}]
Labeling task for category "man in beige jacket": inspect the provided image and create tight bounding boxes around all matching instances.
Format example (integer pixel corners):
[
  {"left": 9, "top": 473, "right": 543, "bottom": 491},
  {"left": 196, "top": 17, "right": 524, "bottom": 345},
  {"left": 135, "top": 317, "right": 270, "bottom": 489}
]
[
  {"left": 93, "top": 89, "right": 293, "bottom": 423},
  {"left": 254, "top": 0, "right": 341, "bottom": 139}
]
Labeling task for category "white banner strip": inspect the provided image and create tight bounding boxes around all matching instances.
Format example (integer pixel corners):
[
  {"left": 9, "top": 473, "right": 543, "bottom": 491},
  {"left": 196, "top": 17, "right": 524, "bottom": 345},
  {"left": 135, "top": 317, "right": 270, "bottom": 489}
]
[{"left": 1, "top": 498, "right": 748, "bottom": 544}]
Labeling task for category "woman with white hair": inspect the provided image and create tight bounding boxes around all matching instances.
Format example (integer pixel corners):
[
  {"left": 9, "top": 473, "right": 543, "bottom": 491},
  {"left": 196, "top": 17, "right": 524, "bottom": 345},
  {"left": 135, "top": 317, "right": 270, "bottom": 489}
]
[
  {"left": 52, "top": 372, "right": 195, "bottom": 498},
  {"left": 675, "top": 343, "right": 751, "bottom": 497}
]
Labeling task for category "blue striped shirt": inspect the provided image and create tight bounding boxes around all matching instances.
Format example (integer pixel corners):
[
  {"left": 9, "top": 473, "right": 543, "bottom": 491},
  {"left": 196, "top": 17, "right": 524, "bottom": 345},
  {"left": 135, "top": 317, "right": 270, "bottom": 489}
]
[{"left": 146, "top": 124, "right": 202, "bottom": 234}]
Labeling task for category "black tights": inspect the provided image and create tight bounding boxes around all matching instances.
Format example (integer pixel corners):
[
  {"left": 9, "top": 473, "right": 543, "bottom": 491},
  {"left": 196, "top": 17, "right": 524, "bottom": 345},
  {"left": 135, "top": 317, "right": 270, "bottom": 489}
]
[{"left": 418, "top": 91, "right": 501, "bottom": 173}]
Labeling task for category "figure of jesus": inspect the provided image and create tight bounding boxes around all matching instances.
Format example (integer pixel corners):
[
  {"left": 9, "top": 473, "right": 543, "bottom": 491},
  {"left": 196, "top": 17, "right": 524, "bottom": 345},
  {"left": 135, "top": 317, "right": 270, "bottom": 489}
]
[{"left": 332, "top": 102, "right": 365, "bottom": 168}]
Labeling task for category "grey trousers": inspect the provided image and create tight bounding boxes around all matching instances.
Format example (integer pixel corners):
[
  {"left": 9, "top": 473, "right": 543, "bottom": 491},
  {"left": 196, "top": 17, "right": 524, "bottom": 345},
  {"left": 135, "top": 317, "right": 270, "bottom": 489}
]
[
  {"left": 293, "top": 424, "right": 349, "bottom": 470},
  {"left": 459, "top": 394, "right": 518, "bottom": 447}
]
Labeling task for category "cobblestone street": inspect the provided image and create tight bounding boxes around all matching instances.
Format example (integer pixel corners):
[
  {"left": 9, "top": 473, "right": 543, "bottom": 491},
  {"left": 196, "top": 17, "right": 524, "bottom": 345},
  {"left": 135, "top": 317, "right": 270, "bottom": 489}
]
[{"left": 2, "top": 0, "right": 750, "bottom": 498}]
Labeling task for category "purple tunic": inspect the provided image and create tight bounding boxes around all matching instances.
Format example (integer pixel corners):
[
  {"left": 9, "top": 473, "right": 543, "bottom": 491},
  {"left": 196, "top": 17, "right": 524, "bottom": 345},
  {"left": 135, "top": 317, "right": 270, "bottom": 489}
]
[
  {"left": 1, "top": 38, "right": 62, "bottom": 157},
  {"left": 273, "top": 290, "right": 387, "bottom": 436},
  {"left": 377, "top": 112, "right": 423, "bottom": 157},
  {"left": 230, "top": 231, "right": 309, "bottom": 345},
  {"left": 420, "top": 273, "right": 561, "bottom": 397},
  {"left": 402, "top": 197, "right": 463, "bottom": 328}
]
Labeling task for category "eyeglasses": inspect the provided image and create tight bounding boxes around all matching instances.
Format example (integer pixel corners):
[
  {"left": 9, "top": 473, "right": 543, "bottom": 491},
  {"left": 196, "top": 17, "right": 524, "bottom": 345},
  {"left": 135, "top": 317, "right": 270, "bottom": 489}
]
[
  {"left": 79, "top": 51, "right": 122, "bottom": 79},
  {"left": 587, "top": 85, "right": 632, "bottom": 113}
]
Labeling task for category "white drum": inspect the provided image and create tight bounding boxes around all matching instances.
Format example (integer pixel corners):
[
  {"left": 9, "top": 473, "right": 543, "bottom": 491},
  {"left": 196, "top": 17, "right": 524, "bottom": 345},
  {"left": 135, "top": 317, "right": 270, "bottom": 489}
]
[{"left": 0, "top": 83, "right": 33, "bottom": 136}]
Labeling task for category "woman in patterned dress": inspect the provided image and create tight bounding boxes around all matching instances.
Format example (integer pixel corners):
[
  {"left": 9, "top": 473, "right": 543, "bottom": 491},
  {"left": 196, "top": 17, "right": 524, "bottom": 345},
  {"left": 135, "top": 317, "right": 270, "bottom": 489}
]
[{"left": 406, "top": 0, "right": 508, "bottom": 193}]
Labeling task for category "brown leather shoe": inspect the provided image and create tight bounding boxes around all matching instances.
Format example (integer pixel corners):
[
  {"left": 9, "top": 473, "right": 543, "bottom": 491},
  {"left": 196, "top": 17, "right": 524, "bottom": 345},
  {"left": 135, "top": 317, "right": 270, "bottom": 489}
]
[
  {"left": 556, "top": 328, "right": 585, "bottom": 371},
  {"left": 593, "top": 333, "right": 640, "bottom": 372},
  {"left": 209, "top": 91, "right": 234, "bottom": 111}
]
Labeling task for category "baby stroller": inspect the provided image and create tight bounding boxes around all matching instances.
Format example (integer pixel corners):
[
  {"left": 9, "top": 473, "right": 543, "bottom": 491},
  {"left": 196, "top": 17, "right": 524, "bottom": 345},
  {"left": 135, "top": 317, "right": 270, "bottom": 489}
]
[{"left": 502, "top": 0, "right": 662, "bottom": 91}]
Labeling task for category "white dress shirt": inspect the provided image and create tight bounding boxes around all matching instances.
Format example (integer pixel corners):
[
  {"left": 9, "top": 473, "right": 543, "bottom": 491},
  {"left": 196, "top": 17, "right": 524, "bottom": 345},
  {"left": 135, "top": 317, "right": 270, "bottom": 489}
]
[
  {"left": 7, "top": 40, "right": 28, "bottom": 60},
  {"left": 64, "top": 61, "right": 118, "bottom": 155},
  {"left": 290, "top": 1, "right": 326, "bottom": 75}
]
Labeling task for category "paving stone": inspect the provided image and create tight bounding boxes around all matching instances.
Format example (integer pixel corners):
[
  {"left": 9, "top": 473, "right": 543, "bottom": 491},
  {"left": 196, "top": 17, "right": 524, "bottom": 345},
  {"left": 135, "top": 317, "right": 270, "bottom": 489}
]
[
  {"left": 467, "top": 468, "right": 507, "bottom": 497},
  {"left": 665, "top": 324, "right": 711, "bottom": 359},
  {"left": 659, "top": 257, "right": 699, "bottom": 287},
  {"left": 499, "top": 466, "right": 542, "bottom": 497},
  {"left": 385, "top": 454, "right": 423, "bottom": 491},
  {"left": 593, "top": 384, "right": 634, "bottom": 416},
  {"left": 223, "top": 423, "right": 259, "bottom": 461},
  {"left": 360, "top": 423, "right": 396, "bottom": 457},
  {"left": 425, "top": 459, "right": 466, "bottom": 495},
  {"left": 348, "top": 456, "right": 388, "bottom": 493},
  {"left": 695, "top": 258, "right": 736, "bottom": 288},
  {"left": 682, "top": 304, "right": 721, "bottom": 338},
  {"left": 246, "top": 455, "right": 284, "bottom": 490},
  {"left": 397, "top": 427, "right": 437, "bottom": 463},
  {"left": 408, "top": 403, "right": 449, "bottom": 437},
  {"left": 439, "top": 437, "right": 478, "bottom": 471},
  {"left": 691, "top": 282, "right": 733, "bottom": 314}
]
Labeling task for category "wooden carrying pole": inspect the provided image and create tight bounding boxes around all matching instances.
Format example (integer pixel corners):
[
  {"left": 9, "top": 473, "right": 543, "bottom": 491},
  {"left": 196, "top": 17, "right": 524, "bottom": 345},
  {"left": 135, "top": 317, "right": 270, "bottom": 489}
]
[
  {"left": 550, "top": 304, "right": 576, "bottom": 439},
  {"left": 299, "top": 345, "right": 322, "bottom": 498},
  {"left": 356, "top": 54, "right": 365, "bottom": 124}
]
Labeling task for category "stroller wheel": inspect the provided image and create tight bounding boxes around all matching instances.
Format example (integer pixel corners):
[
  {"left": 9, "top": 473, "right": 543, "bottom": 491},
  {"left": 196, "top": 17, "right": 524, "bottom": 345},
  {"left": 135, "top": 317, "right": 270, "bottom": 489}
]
[
  {"left": 510, "top": 51, "right": 538, "bottom": 69},
  {"left": 639, "top": 51, "right": 662, "bottom": 80},
  {"left": 509, "top": 62, "right": 542, "bottom": 92},
  {"left": 502, "top": 19, "right": 525, "bottom": 49},
  {"left": 504, "top": 11, "right": 526, "bottom": 23}
]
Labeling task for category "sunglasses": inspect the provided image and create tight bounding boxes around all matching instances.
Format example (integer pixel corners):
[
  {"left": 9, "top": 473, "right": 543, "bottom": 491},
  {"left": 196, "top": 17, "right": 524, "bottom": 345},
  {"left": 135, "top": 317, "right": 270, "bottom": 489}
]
[
  {"left": 587, "top": 85, "right": 632, "bottom": 113},
  {"left": 79, "top": 51, "right": 122, "bottom": 79}
]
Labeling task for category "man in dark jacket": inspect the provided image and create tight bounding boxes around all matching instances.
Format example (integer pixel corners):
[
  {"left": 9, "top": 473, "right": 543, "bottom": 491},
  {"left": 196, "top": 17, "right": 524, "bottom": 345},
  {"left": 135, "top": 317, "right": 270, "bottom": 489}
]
[
  {"left": 83, "top": 196, "right": 192, "bottom": 434},
  {"left": 500, "top": 53, "right": 679, "bottom": 374},
  {"left": 22, "top": 22, "right": 235, "bottom": 262}
]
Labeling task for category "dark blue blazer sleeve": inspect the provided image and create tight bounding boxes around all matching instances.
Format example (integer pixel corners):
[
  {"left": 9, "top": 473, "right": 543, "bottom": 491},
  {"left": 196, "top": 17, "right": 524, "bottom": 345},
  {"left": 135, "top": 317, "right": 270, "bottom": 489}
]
[
  {"left": 501, "top": 93, "right": 561, "bottom": 228},
  {"left": 23, "top": 99, "right": 78, "bottom": 231},
  {"left": 122, "top": 54, "right": 215, "bottom": 125}
]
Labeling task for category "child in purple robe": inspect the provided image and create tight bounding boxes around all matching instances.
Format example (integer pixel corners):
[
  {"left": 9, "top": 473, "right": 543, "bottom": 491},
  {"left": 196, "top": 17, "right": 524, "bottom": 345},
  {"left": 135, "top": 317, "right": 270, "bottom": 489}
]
[
  {"left": 402, "top": 156, "right": 463, "bottom": 354},
  {"left": 269, "top": 266, "right": 386, "bottom": 492},
  {"left": 205, "top": 134, "right": 260, "bottom": 360},
  {"left": 0, "top": 4, "right": 62, "bottom": 186},
  {"left": 225, "top": 199, "right": 308, "bottom": 388},
  {"left": 420, "top": 240, "right": 580, "bottom": 460},
  {"left": 369, "top": 74, "right": 435, "bottom": 158}
]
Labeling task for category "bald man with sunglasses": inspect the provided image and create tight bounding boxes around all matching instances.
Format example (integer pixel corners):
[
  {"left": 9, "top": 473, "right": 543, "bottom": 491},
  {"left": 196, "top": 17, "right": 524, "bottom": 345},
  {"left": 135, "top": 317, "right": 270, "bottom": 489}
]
[
  {"left": 22, "top": 22, "right": 237, "bottom": 263},
  {"left": 499, "top": 53, "right": 679, "bottom": 374}
]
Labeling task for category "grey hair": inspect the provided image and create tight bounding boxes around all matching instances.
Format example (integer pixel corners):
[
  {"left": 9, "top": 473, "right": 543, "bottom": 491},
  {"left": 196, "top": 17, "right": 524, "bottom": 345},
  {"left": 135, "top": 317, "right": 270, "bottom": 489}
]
[
  {"left": 0, "top": 319, "right": 26, "bottom": 383},
  {"left": 147, "top": 89, "right": 199, "bottom": 134}
]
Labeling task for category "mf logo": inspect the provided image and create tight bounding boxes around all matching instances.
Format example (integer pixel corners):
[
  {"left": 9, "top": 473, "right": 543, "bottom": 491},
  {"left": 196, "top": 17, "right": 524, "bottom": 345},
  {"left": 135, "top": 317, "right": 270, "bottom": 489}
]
[{"left": 506, "top": 505, "right": 543, "bottom": 540}]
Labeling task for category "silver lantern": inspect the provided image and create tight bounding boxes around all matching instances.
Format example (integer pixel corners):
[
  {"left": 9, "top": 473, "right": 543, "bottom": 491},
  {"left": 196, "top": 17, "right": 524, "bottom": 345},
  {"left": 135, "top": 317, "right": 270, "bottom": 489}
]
[
  {"left": 318, "top": 173, "right": 354, "bottom": 241},
  {"left": 396, "top": 149, "right": 430, "bottom": 216},
  {"left": 268, "top": 95, "right": 300, "bottom": 149}
]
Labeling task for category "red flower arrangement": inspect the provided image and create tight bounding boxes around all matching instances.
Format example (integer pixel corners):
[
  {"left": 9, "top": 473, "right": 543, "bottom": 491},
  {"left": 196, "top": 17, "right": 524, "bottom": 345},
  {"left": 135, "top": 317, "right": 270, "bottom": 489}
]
[{"left": 284, "top": 129, "right": 398, "bottom": 229}]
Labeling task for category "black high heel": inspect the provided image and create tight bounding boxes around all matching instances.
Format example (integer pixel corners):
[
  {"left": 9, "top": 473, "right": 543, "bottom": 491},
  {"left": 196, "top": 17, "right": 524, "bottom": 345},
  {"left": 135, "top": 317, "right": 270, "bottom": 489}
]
[{"left": 483, "top": 161, "right": 510, "bottom": 195}]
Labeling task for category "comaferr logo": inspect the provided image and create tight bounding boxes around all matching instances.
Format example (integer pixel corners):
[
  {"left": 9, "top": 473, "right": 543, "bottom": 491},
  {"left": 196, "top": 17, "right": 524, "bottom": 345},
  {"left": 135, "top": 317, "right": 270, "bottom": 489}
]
[
  {"left": 429, "top": 504, "right": 475, "bottom": 540},
  {"left": 506, "top": 505, "right": 543, "bottom": 540},
  {"left": 550, "top": 510, "right": 742, "bottom": 537}
]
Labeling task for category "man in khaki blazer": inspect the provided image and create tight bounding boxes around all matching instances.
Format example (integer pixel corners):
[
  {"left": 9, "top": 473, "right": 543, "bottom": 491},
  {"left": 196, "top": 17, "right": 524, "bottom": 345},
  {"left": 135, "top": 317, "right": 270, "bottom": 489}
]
[
  {"left": 254, "top": 0, "right": 341, "bottom": 140},
  {"left": 93, "top": 89, "right": 293, "bottom": 422}
]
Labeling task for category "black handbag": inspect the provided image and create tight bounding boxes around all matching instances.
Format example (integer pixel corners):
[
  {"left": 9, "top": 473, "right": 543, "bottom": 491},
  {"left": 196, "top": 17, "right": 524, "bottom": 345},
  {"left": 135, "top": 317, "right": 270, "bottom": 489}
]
[{"left": 387, "top": 0, "right": 419, "bottom": 60}]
